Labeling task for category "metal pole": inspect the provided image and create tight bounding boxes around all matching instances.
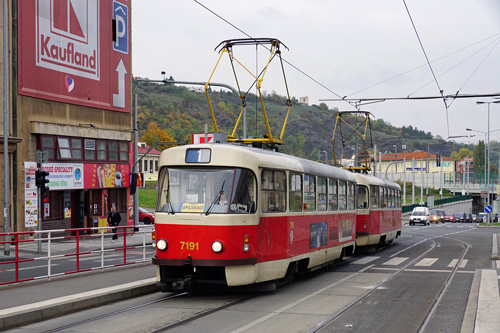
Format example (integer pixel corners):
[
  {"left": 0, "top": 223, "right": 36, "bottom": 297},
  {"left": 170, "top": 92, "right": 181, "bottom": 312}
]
[
  {"left": 420, "top": 159, "right": 424, "bottom": 205},
  {"left": 487, "top": 103, "right": 491, "bottom": 225},
  {"left": 440, "top": 157, "right": 443, "bottom": 199},
  {"left": 373, "top": 145, "right": 377, "bottom": 177},
  {"left": 133, "top": 95, "right": 139, "bottom": 231},
  {"left": 412, "top": 158, "right": 415, "bottom": 204},
  {"left": 3, "top": 0, "right": 10, "bottom": 256},
  {"left": 403, "top": 157, "right": 406, "bottom": 205}
]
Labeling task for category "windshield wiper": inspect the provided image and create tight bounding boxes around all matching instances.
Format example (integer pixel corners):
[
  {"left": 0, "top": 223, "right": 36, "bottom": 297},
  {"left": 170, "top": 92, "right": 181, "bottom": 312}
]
[{"left": 206, "top": 181, "right": 225, "bottom": 216}]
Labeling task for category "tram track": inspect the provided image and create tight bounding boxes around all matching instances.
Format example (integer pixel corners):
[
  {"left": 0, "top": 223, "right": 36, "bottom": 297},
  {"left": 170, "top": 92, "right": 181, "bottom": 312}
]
[{"left": 311, "top": 229, "right": 472, "bottom": 332}]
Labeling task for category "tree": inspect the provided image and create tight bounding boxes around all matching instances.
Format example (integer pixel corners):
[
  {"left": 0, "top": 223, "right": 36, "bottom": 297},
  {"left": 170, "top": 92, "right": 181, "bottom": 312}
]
[
  {"left": 140, "top": 122, "right": 176, "bottom": 151},
  {"left": 450, "top": 148, "right": 474, "bottom": 160},
  {"left": 473, "top": 140, "right": 486, "bottom": 174}
]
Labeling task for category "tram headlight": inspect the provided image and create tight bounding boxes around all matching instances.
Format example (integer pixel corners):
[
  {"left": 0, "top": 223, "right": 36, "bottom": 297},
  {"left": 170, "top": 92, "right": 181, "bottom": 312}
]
[
  {"left": 156, "top": 239, "right": 168, "bottom": 251},
  {"left": 212, "top": 240, "right": 223, "bottom": 253}
]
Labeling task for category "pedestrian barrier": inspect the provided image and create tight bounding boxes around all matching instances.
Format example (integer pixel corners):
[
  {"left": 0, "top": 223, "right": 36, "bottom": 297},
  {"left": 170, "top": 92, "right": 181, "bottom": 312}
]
[{"left": 0, "top": 225, "right": 155, "bottom": 285}]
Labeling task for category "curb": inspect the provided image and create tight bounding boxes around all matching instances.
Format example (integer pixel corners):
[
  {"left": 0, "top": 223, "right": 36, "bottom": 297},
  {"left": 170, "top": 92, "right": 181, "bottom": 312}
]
[{"left": 0, "top": 278, "right": 159, "bottom": 331}]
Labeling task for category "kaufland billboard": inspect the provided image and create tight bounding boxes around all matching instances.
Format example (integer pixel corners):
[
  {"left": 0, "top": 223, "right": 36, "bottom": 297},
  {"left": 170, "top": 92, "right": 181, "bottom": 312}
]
[{"left": 18, "top": 0, "right": 131, "bottom": 112}]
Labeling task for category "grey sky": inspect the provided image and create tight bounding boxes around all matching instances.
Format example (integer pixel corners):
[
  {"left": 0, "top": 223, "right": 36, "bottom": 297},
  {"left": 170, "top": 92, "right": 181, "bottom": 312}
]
[{"left": 133, "top": 1, "right": 500, "bottom": 145}]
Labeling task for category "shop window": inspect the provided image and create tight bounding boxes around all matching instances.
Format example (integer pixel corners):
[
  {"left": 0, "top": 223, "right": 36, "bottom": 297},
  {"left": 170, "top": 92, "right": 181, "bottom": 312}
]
[
  {"left": 85, "top": 139, "right": 96, "bottom": 160},
  {"left": 71, "top": 138, "right": 82, "bottom": 160},
  {"left": 57, "top": 137, "right": 72, "bottom": 159},
  {"left": 119, "top": 142, "right": 128, "bottom": 161},
  {"left": 108, "top": 188, "right": 127, "bottom": 213},
  {"left": 97, "top": 141, "right": 107, "bottom": 161},
  {"left": 41, "top": 136, "right": 55, "bottom": 160},
  {"left": 109, "top": 141, "right": 118, "bottom": 161},
  {"left": 150, "top": 160, "right": 154, "bottom": 173}
]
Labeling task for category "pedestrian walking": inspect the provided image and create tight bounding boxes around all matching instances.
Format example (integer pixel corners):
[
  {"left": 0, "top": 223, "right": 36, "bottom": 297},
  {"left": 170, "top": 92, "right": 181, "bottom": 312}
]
[{"left": 107, "top": 206, "right": 121, "bottom": 243}]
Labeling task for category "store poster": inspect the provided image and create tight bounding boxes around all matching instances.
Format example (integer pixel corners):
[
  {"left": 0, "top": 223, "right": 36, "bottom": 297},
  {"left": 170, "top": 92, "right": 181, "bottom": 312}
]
[{"left": 24, "top": 162, "right": 38, "bottom": 227}]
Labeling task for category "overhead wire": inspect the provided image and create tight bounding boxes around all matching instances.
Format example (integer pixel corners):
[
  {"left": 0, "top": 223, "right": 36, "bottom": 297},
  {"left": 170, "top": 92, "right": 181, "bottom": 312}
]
[
  {"left": 193, "top": 0, "right": 357, "bottom": 110},
  {"left": 402, "top": 0, "right": 450, "bottom": 138}
]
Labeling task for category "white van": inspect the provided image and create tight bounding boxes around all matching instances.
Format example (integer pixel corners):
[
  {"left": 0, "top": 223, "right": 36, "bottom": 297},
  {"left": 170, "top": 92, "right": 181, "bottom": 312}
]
[{"left": 409, "top": 207, "right": 430, "bottom": 226}]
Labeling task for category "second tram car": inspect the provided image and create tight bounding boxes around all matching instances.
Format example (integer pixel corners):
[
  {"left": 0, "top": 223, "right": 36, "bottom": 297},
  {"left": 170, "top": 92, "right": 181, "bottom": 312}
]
[{"left": 152, "top": 144, "right": 401, "bottom": 291}]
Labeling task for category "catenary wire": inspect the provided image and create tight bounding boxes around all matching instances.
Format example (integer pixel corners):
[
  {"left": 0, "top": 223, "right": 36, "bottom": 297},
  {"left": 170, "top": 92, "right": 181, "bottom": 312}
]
[{"left": 402, "top": 0, "right": 450, "bottom": 138}]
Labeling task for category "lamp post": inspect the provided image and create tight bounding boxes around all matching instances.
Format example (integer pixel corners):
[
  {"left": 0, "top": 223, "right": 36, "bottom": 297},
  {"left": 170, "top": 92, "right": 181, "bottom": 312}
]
[
  {"left": 466, "top": 128, "right": 487, "bottom": 187},
  {"left": 476, "top": 100, "right": 500, "bottom": 225}
]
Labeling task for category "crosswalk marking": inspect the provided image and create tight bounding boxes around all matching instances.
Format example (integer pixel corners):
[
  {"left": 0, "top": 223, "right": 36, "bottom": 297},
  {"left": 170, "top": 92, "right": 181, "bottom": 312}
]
[
  {"left": 354, "top": 256, "right": 470, "bottom": 269},
  {"left": 415, "top": 258, "right": 438, "bottom": 266},
  {"left": 448, "top": 259, "right": 468, "bottom": 268},
  {"left": 352, "top": 256, "right": 380, "bottom": 265},
  {"left": 383, "top": 257, "right": 408, "bottom": 265}
]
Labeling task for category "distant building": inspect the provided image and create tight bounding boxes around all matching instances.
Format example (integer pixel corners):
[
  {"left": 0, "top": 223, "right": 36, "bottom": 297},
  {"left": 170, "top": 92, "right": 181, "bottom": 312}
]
[
  {"left": 138, "top": 142, "right": 161, "bottom": 181},
  {"left": 375, "top": 151, "right": 455, "bottom": 175},
  {"left": 299, "top": 96, "right": 309, "bottom": 105}
]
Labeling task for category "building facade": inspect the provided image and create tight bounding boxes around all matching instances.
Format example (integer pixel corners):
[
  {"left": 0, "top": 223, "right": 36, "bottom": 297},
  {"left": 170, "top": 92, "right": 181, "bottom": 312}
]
[
  {"left": 138, "top": 142, "right": 161, "bottom": 181},
  {"left": 1, "top": 1, "right": 133, "bottom": 236}
]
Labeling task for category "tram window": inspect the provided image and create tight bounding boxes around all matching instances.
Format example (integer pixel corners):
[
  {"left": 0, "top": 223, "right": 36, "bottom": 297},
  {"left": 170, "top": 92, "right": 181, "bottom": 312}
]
[
  {"left": 338, "top": 180, "right": 346, "bottom": 211},
  {"left": 347, "top": 182, "right": 355, "bottom": 210},
  {"left": 289, "top": 173, "right": 303, "bottom": 212},
  {"left": 390, "top": 189, "right": 395, "bottom": 208},
  {"left": 328, "top": 179, "right": 338, "bottom": 211},
  {"left": 379, "top": 186, "right": 384, "bottom": 208},
  {"left": 304, "top": 175, "right": 316, "bottom": 211},
  {"left": 357, "top": 185, "right": 368, "bottom": 209},
  {"left": 397, "top": 190, "right": 401, "bottom": 207},
  {"left": 317, "top": 177, "right": 327, "bottom": 211},
  {"left": 261, "top": 169, "right": 286, "bottom": 213},
  {"left": 370, "top": 185, "right": 379, "bottom": 208}
]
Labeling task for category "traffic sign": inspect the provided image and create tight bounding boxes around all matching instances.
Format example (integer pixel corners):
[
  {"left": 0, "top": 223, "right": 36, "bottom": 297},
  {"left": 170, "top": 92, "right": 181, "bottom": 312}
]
[{"left": 485, "top": 205, "right": 493, "bottom": 213}]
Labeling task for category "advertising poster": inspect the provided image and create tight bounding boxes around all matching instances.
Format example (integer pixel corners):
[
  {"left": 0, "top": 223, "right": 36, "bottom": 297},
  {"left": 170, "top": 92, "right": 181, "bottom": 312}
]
[
  {"left": 309, "top": 222, "right": 328, "bottom": 249},
  {"left": 42, "top": 163, "right": 84, "bottom": 190},
  {"left": 18, "top": 0, "right": 131, "bottom": 112},
  {"left": 24, "top": 162, "right": 38, "bottom": 228},
  {"left": 84, "top": 163, "right": 129, "bottom": 189}
]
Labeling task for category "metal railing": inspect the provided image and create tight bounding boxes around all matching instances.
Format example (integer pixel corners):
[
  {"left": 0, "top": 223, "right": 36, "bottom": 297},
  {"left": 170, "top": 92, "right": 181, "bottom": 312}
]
[{"left": 0, "top": 225, "right": 155, "bottom": 285}]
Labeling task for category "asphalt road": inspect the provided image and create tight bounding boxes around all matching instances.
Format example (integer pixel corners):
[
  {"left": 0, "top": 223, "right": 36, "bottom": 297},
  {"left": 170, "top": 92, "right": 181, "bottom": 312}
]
[{"left": 7, "top": 223, "right": 497, "bottom": 333}]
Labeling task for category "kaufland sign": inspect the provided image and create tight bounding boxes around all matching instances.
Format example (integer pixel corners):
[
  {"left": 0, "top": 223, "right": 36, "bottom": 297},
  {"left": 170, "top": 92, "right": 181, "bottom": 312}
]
[{"left": 18, "top": 0, "right": 130, "bottom": 112}]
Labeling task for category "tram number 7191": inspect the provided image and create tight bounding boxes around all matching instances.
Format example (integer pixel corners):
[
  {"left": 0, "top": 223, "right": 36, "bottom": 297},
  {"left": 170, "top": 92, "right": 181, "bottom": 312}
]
[{"left": 180, "top": 241, "right": 199, "bottom": 251}]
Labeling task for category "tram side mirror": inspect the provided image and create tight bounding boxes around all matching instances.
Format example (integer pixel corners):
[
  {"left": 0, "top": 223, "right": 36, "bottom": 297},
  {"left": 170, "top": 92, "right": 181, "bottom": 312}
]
[{"left": 248, "top": 201, "right": 255, "bottom": 213}]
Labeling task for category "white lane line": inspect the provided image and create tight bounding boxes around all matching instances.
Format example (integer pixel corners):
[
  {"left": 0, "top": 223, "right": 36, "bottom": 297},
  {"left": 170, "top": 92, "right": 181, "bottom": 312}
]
[
  {"left": 383, "top": 257, "right": 408, "bottom": 266},
  {"left": 415, "top": 258, "right": 438, "bottom": 267},
  {"left": 352, "top": 256, "right": 380, "bottom": 265}
]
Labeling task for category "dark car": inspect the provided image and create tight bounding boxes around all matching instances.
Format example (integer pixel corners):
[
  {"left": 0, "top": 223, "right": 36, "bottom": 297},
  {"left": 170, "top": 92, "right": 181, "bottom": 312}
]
[
  {"left": 454, "top": 212, "right": 466, "bottom": 223},
  {"left": 138, "top": 207, "right": 154, "bottom": 224},
  {"left": 430, "top": 210, "right": 445, "bottom": 223},
  {"left": 444, "top": 214, "right": 455, "bottom": 223}
]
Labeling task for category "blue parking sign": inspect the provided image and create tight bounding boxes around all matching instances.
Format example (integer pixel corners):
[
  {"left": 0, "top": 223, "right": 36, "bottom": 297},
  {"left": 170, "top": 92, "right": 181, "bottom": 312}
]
[{"left": 113, "top": 1, "right": 128, "bottom": 54}]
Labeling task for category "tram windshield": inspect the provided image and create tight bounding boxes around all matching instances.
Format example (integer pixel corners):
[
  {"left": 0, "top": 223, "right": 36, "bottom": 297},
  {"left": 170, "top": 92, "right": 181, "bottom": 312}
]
[{"left": 157, "top": 167, "right": 256, "bottom": 214}]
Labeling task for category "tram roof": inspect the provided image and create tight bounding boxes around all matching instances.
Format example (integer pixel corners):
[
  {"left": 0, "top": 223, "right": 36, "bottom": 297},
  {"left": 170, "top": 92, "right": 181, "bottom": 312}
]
[{"left": 160, "top": 143, "right": 357, "bottom": 182}]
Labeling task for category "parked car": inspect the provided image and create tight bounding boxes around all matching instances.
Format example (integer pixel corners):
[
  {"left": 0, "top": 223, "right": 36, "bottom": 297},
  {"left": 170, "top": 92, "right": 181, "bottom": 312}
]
[
  {"left": 471, "top": 214, "right": 477, "bottom": 223},
  {"left": 409, "top": 207, "right": 430, "bottom": 226},
  {"left": 430, "top": 209, "right": 445, "bottom": 223},
  {"left": 453, "top": 212, "right": 466, "bottom": 223},
  {"left": 444, "top": 213, "right": 455, "bottom": 223},
  {"left": 138, "top": 207, "right": 154, "bottom": 224}
]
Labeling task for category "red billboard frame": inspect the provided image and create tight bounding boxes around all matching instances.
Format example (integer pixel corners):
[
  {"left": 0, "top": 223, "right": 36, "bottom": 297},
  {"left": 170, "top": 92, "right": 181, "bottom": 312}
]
[{"left": 18, "top": 0, "right": 131, "bottom": 113}]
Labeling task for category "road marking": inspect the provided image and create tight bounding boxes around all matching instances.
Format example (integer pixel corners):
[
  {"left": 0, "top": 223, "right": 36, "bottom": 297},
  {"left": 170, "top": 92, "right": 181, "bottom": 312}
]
[
  {"left": 352, "top": 256, "right": 380, "bottom": 265},
  {"left": 383, "top": 257, "right": 408, "bottom": 265},
  {"left": 415, "top": 258, "right": 438, "bottom": 266},
  {"left": 448, "top": 259, "right": 468, "bottom": 268}
]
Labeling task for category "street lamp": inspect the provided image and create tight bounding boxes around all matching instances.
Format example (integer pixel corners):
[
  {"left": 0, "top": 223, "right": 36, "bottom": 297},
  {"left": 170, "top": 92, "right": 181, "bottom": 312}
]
[
  {"left": 476, "top": 100, "right": 500, "bottom": 224},
  {"left": 466, "top": 128, "right": 487, "bottom": 186}
]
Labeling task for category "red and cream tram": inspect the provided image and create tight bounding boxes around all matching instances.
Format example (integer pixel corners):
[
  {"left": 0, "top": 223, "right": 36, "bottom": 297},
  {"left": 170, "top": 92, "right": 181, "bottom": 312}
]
[
  {"left": 152, "top": 144, "right": 401, "bottom": 291},
  {"left": 354, "top": 174, "right": 402, "bottom": 247}
]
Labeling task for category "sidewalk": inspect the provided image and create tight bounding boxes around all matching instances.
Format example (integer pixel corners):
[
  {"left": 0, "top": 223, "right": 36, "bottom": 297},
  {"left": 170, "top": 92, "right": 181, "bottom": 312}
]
[{"left": 0, "top": 263, "right": 158, "bottom": 330}]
